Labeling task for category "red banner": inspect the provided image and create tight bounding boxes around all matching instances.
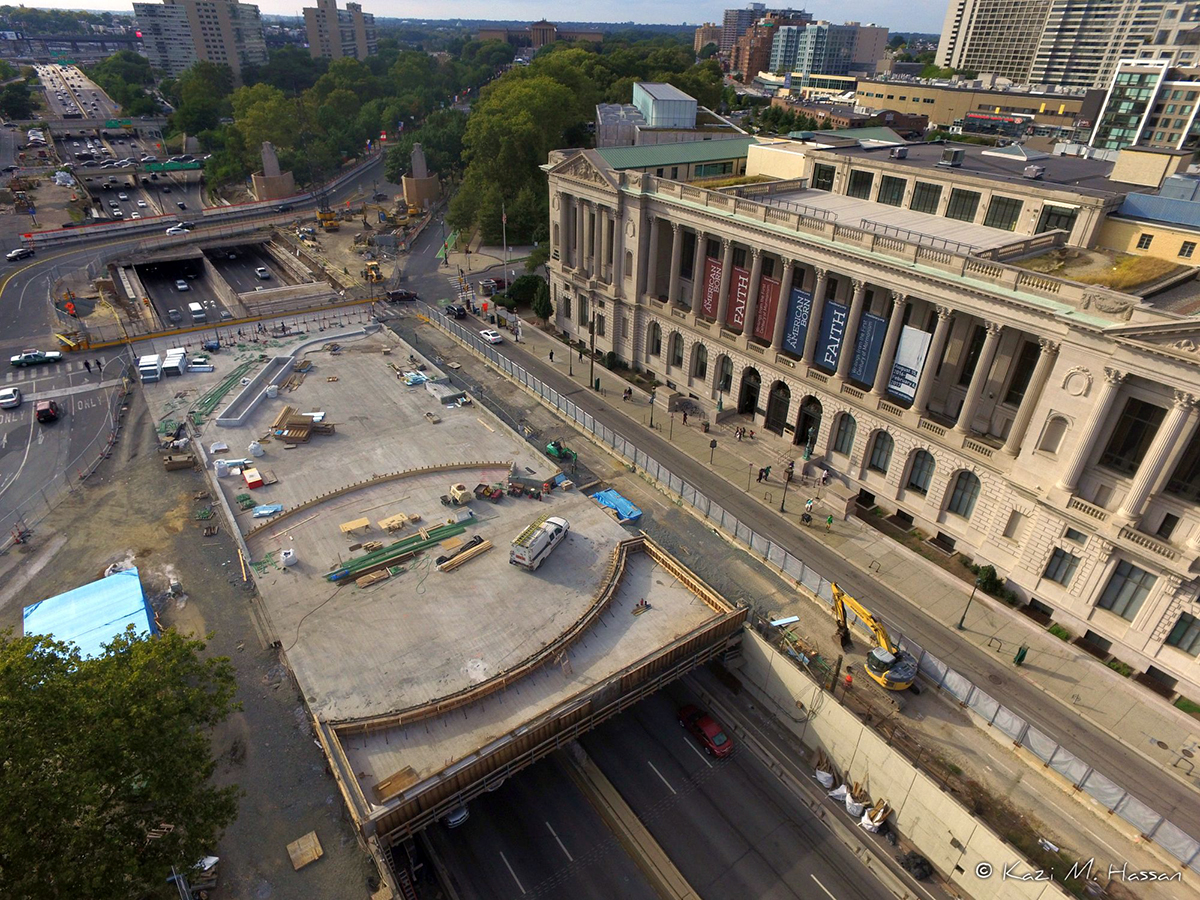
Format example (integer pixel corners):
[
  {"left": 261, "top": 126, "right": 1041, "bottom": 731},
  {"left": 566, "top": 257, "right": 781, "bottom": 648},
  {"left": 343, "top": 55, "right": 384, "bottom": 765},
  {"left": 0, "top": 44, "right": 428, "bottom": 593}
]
[
  {"left": 701, "top": 256, "right": 722, "bottom": 318},
  {"left": 753, "top": 276, "right": 781, "bottom": 342},
  {"left": 726, "top": 265, "right": 751, "bottom": 331}
]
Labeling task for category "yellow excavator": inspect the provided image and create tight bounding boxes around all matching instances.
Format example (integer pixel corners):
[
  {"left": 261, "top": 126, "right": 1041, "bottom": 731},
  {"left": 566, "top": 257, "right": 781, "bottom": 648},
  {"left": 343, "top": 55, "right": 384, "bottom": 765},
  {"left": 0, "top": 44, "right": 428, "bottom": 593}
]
[
  {"left": 362, "top": 261, "right": 383, "bottom": 283},
  {"left": 830, "top": 583, "right": 918, "bottom": 692},
  {"left": 317, "top": 207, "right": 340, "bottom": 231}
]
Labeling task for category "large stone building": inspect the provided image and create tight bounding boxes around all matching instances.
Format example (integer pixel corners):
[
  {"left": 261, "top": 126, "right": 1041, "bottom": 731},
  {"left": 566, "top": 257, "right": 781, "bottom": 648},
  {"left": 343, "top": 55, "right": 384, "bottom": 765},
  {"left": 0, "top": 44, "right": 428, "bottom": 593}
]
[
  {"left": 133, "top": 0, "right": 266, "bottom": 82},
  {"left": 477, "top": 20, "right": 603, "bottom": 49},
  {"left": 303, "top": 0, "right": 376, "bottom": 61},
  {"left": 694, "top": 22, "right": 722, "bottom": 53},
  {"left": 543, "top": 137, "right": 1200, "bottom": 696}
]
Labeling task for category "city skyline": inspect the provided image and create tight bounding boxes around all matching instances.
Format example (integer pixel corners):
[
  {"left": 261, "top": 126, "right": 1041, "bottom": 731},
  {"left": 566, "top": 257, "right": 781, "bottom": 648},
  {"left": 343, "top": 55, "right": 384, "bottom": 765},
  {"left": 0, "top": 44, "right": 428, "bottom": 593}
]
[{"left": 10, "top": 0, "right": 950, "bottom": 33}]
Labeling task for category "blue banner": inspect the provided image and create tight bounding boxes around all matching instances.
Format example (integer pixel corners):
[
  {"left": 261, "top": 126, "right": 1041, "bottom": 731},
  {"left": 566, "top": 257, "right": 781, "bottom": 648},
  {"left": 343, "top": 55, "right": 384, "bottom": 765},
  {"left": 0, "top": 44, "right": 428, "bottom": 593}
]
[
  {"left": 781, "top": 287, "right": 812, "bottom": 356},
  {"left": 849, "top": 312, "right": 887, "bottom": 385},
  {"left": 816, "top": 300, "right": 849, "bottom": 372}
]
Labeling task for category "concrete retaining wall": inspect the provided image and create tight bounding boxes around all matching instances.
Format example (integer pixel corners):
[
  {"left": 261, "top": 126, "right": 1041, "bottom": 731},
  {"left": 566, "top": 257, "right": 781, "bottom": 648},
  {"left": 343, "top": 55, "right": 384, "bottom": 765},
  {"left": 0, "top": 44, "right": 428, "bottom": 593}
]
[
  {"left": 202, "top": 255, "right": 250, "bottom": 319},
  {"left": 239, "top": 282, "right": 329, "bottom": 306},
  {"left": 738, "top": 628, "right": 1070, "bottom": 900},
  {"left": 264, "top": 239, "right": 319, "bottom": 283}
]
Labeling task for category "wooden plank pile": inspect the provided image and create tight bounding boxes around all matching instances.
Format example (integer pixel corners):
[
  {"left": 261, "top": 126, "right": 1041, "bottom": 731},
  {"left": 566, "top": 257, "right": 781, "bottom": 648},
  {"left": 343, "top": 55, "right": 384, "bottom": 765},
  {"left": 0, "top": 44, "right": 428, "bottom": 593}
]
[{"left": 270, "top": 405, "right": 337, "bottom": 444}]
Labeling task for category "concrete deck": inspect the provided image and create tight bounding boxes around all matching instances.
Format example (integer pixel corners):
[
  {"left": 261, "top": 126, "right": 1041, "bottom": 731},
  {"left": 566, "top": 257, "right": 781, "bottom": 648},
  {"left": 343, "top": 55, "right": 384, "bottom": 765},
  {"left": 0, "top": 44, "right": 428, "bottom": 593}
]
[{"left": 338, "top": 548, "right": 720, "bottom": 813}]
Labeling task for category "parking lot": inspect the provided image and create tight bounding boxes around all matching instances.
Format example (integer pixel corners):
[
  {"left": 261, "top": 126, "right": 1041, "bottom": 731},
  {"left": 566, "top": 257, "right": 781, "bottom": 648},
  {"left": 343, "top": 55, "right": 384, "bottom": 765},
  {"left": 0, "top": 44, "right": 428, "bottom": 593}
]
[
  {"left": 135, "top": 258, "right": 230, "bottom": 326},
  {"left": 205, "top": 244, "right": 295, "bottom": 293}
]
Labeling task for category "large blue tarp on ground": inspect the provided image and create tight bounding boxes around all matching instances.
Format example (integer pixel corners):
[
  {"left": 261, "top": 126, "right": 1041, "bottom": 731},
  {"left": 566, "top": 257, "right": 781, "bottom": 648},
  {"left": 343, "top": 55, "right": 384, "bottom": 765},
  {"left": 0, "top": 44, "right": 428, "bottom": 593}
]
[
  {"left": 22, "top": 567, "right": 156, "bottom": 658},
  {"left": 592, "top": 488, "right": 642, "bottom": 522}
]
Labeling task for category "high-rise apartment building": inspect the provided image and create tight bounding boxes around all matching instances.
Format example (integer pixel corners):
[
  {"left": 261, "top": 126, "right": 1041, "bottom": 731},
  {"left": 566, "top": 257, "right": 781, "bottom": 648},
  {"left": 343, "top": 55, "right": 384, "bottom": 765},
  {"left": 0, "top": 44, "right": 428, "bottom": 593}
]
[
  {"left": 1127, "top": 1, "right": 1200, "bottom": 67},
  {"left": 770, "top": 21, "right": 888, "bottom": 76},
  {"left": 1091, "top": 58, "right": 1200, "bottom": 150},
  {"left": 694, "top": 23, "right": 722, "bottom": 53},
  {"left": 722, "top": 3, "right": 767, "bottom": 52},
  {"left": 733, "top": 14, "right": 813, "bottom": 83},
  {"left": 133, "top": 0, "right": 266, "bottom": 82},
  {"left": 937, "top": 0, "right": 1172, "bottom": 89},
  {"left": 304, "top": 0, "right": 376, "bottom": 61}
]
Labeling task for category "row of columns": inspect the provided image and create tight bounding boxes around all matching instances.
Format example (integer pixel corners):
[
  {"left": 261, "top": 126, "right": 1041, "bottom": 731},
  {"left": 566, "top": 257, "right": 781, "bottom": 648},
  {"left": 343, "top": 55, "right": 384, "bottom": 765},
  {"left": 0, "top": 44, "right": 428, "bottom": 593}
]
[{"left": 559, "top": 192, "right": 621, "bottom": 290}]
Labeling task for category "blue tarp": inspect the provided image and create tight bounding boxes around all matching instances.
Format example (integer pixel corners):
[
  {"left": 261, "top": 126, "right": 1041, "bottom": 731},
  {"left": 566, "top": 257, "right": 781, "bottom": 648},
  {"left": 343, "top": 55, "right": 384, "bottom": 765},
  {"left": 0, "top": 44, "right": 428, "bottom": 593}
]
[
  {"left": 22, "top": 567, "right": 156, "bottom": 659},
  {"left": 592, "top": 489, "right": 642, "bottom": 522},
  {"left": 252, "top": 504, "right": 284, "bottom": 518}
]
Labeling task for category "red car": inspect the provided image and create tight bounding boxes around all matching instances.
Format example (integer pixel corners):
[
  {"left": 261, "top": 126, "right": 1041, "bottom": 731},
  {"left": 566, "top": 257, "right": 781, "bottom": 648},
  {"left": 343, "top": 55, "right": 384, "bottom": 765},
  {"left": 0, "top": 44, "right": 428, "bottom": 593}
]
[{"left": 678, "top": 704, "right": 733, "bottom": 758}]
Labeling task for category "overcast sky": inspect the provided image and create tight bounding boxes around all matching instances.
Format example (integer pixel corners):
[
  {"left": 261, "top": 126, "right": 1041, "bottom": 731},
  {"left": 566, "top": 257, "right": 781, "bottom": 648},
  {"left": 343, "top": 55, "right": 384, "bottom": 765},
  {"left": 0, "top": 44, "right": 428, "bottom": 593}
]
[{"left": 35, "top": 1, "right": 948, "bottom": 37}]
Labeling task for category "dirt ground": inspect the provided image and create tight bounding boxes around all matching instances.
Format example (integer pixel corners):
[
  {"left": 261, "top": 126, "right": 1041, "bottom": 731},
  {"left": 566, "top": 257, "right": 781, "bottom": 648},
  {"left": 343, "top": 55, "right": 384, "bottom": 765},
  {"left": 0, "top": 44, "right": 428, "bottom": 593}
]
[{"left": 0, "top": 386, "right": 377, "bottom": 900}]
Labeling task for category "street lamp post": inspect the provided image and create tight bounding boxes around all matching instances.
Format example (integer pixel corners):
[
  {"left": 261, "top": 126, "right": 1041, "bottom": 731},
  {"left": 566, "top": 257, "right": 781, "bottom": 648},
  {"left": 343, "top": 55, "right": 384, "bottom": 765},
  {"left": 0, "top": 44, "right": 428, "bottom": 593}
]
[
  {"left": 957, "top": 577, "right": 984, "bottom": 631},
  {"left": 588, "top": 310, "right": 596, "bottom": 390},
  {"left": 779, "top": 469, "right": 790, "bottom": 513}
]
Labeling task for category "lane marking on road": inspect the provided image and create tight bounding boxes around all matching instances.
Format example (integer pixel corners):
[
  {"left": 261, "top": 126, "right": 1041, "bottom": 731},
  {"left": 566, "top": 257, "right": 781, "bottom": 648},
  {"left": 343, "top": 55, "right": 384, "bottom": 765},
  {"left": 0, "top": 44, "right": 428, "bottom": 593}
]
[
  {"left": 683, "top": 736, "right": 713, "bottom": 768},
  {"left": 499, "top": 851, "right": 526, "bottom": 895},
  {"left": 545, "top": 821, "right": 573, "bottom": 861},
  {"left": 811, "top": 874, "right": 838, "bottom": 900},
  {"left": 647, "top": 760, "right": 677, "bottom": 794},
  {"left": 0, "top": 408, "right": 35, "bottom": 501}
]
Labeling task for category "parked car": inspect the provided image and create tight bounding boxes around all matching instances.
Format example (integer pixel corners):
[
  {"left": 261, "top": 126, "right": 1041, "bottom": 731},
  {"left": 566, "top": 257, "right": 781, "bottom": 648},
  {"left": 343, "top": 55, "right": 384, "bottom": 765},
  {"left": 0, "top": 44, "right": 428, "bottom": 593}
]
[
  {"left": 480, "top": 329, "right": 503, "bottom": 344},
  {"left": 678, "top": 704, "right": 733, "bottom": 757},
  {"left": 0, "top": 387, "right": 21, "bottom": 408},
  {"left": 10, "top": 350, "right": 62, "bottom": 367}
]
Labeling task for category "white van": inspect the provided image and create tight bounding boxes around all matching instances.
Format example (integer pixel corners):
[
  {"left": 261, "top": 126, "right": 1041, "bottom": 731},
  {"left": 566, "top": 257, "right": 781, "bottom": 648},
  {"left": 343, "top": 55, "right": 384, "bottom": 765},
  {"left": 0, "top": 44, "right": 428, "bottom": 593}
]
[
  {"left": 188, "top": 302, "right": 205, "bottom": 323},
  {"left": 509, "top": 515, "right": 569, "bottom": 571},
  {"left": 137, "top": 354, "right": 162, "bottom": 383}
]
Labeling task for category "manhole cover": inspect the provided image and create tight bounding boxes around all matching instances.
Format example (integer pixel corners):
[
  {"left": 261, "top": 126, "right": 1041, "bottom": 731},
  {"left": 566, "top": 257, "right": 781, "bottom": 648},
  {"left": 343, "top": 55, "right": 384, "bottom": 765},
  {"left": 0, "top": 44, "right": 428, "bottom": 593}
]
[
  {"left": 1158, "top": 740, "right": 1171, "bottom": 751},
  {"left": 988, "top": 673, "right": 1004, "bottom": 686},
  {"left": 1182, "top": 748, "right": 1194, "bottom": 759}
]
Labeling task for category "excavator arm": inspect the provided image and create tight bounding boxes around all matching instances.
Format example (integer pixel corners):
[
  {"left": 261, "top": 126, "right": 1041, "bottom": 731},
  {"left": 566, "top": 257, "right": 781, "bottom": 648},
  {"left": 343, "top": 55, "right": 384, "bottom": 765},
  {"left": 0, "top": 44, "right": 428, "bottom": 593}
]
[{"left": 829, "top": 582, "right": 916, "bottom": 691}]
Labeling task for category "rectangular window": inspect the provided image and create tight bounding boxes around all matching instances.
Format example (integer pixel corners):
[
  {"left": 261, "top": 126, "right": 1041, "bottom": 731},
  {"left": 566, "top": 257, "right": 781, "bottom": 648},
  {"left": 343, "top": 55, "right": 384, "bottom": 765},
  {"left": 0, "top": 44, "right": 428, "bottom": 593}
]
[
  {"left": 596, "top": 313, "right": 606, "bottom": 337},
  {"left": 733, "top": 247, "right": 747, "bottom": 269},
  {"left": 1003, "top": 340, "right": 1042, "bottom": 405},
  {"left": 1063, "top": 527, "right": 1086, "bottom": 545},
  {"left": 1099, "top": 398, "right": 1166, "bottom": 476},
  {"left": 1137, "top": 233, "right": 1154, "bottom": 250},
  {"left": 1043, "top": 548, "right": 1080, "bottom": 586},
  {"left": 1003, "top": 510, "right": 1028, "bottom": 541},
  {"left": 983, "top": 196, "right": 1023, "bottom": 231},
  {"left": 681, "top": 230, "right": 696, "bottom": 280},
  {"left": 957, "top": 325, "right": 986, "bottom": 386},
  {"left": 1181, "top": 241, "right": 1196, "bottom": 259},
  {"left": 877, "top": 175, "right": 906, "bottom": 206},
  {"left": 1036, "top": 204, "right": 1077, "bottom": 235},
  {"left": 910, "top": 181, "right": 942, "bottom": 214},
  {"left": 945, "top": 188, "right": 981, "bottom": 222},
  {"left": 1097, "top": 560, "right": 1157, "bottom": 621},
  {"left": 1156, "top": 512, "right": 1180, "bottom": 540},
  {"left": 811, "top": 163, "right": 835, "bottom": 191},
  {"left": 1167, "top": 613, "right": 1200, "bottom": 655},
  {"left": 846, "top": 169, "right": 874, "bottom": 199}
]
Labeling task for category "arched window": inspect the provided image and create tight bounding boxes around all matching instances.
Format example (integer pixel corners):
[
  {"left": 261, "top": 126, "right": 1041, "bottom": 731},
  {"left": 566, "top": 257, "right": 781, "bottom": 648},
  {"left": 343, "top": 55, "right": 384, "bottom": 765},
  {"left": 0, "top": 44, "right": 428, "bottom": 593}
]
[
  {"left": 692, "top": 344, "right": 708, "bottom": 380},
  {"left": 669, "top": 333, "right": 684, "bottom": 367},
  {"left": 1038, "top": 415, "right": 1068, "bottom": 454},
  {"left": 868, "top": 432, "right": 893, "bottom": 474},
  {"left": 833, "top": 414, "right": 856, "bottom": 455},
  {"left": 625, "top": 250, "right": 633, "bottom": 276},
  {"left": 907, "top": 449, "right": 935, "bottom": 494},
  {"left": 649, "top": 322, "right": 662, "bottom": 356},
  {"left": 717, "top": 356, "right": 733, "bottom": 392},
  {"left": 947, "top": 471, "right": 981, "bottom": 518},
  {"left": 552, "top": 223, "right": 560, "bottom": 248}
]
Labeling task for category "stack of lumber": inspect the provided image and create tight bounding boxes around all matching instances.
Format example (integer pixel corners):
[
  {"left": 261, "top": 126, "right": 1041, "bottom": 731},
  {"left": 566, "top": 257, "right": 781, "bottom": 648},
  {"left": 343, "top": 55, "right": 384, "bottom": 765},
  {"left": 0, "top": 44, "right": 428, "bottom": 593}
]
[
  {"left": 327, "top": 522, "right": 468, "bottom": 582},
  {"left": 270, "top": 405, "right": 337, "bottom": 444},
  {"left": 436, "top": 536, "right": 493, "bottom": 572}
]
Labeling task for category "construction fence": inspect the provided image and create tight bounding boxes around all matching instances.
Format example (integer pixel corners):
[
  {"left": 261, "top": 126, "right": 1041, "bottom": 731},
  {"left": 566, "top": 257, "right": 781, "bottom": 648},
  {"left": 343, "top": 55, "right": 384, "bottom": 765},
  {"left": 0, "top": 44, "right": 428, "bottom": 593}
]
[{"left": 426, "top": 307, "right": 1200, "bottom": 870}]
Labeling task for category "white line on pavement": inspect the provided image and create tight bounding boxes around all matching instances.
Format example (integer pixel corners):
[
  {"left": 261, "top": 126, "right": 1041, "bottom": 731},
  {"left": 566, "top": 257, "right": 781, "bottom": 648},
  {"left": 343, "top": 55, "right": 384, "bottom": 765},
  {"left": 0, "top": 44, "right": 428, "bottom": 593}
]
[
  {"left": 647, "top": 760, "right": 677, "bottom": 794},
  {"left": 545, "top": 821, "right": 573, "bottom": 861},
  {"left": 683, "top": 736, "right": 713, "bottom": 768},
  {"left": 0, "top": 409, "right": 35, "bottom": 501},
  {"left": 811, "top": 874, "right": 838, "bottom": 900},
  {"left": 499, "top": 851, "right": 526, "bottom": 895}
]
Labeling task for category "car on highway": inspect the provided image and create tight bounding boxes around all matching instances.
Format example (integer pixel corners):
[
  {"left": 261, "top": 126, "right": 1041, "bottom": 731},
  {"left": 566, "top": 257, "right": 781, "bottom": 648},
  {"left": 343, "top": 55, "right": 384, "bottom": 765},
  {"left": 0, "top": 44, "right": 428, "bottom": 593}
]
[
  {"left": 10, "top": 350, "right": 62, "bottom": 368},
  {"left": 136, "top": 200, "right": 147, "bottom": 208},
  {"left": 165, "top": 225, "right": 190, "bottom": 235},
  {"left": 2, "top": 164, "right": 18, "bottom": 173},
  {"left": 176, "top": 201, "right": 186, "bottom": 209},
  {"left": 6, "top": 247, "right": 33, "bottom": 261},
  {"left": 118, "top": 192, "right": 128, "bottom": 201},
  {"left": 35, "top": 399, "right": 60, "bottom": 423},
  {"left": 255, "top": 267, "right": 270, "bottom": 279},
  {"left": 446, "top": 304, "right": 467, "bottom": 319},
  {"left": 678, "top": 704, "right": 733, "bottom": 758},
  {"left": 0, "top": 387, "right": 21, "bottom": 408},
  {"left": 386, "top": 288, "right": 417, "bottom": 301},
  {"left": 480, "top": 329, "right": 503, "bottom": 344},
  {"left": 174, "top": 279, "right": 190, "bottom": 291}
]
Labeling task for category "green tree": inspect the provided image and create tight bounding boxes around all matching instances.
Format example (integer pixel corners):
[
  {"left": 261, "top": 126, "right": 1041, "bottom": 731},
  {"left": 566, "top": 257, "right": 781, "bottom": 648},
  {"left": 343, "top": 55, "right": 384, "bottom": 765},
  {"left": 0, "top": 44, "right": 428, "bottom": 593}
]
[
  {"left": 0, "top": 627, "right": 240, "bottom": 899},
  {"left": 698, "top": 42, "right": 718, "bottom": 60},
  {"left": 526, "top": 244, "right": 550, "bottom": 273},
  {"left": 0, "top": 81, "right": 32, "bottom": 119},
  {"left": 531, "top": 276, "right": 552, "bottom": 322},
  {"left": 384, "top": 108, "right": 466, "bottom": 182}
]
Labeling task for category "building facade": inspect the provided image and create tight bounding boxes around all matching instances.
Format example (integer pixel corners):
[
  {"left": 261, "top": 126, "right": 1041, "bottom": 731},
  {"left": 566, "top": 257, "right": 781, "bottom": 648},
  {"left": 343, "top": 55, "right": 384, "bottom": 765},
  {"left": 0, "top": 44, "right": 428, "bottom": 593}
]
[
  {"left": 304, "top": 0, "right": 376, "bottom": 61},
  {"left": 695, "top": 23, "right": 722, "bottom": 53},
  {"left": 936, "top": 0, "right": 1052, "bottom": 81},
  {"left": 722, "top": 3, "right": 768, "bottom": 52},
  {"left": 1130, "top": 2, "right": 1200, "bottom": 67},
  {"left": 133, "top": 0, "right": 266, "bottom": 81},
  {"left": 542, "top": 141, "right": 1200, "bottom": 697},
  {"left": 1091, "top": 59, "right": 1200, "bottom": 151}
]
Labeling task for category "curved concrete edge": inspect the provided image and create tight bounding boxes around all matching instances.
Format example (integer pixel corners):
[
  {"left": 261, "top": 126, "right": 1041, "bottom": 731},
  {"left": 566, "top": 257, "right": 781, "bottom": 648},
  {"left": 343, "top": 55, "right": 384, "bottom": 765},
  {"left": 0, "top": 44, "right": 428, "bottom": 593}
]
[{"left": 214, "top": 325, "right": 376, "bottom": 427}]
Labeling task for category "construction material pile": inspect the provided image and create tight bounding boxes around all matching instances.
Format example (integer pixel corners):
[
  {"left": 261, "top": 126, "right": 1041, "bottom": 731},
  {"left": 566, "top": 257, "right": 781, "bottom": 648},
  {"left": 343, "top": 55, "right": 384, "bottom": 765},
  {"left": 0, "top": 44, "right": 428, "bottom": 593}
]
[
  {"left": 327, "top": 522, "right": 468, "bottom": 582},
  {"left": 270, "top": 404, "right": 336, "bottom": 444}
]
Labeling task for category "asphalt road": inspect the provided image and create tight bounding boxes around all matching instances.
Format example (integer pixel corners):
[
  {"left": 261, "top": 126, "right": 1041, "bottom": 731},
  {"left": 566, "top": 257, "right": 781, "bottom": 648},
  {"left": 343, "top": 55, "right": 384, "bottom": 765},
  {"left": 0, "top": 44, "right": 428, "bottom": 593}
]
[
  {"left": 137, "top": 259, "right": 228, "bottom": 325},
  {"left": 34, "top": 64, "right": 119, "bottom": 120},
  {"left": 209, "top": 245, "right": 287, "bottom": 293},
  {"left": 429, "top": 753, "right": 661, "bottom": 900}
]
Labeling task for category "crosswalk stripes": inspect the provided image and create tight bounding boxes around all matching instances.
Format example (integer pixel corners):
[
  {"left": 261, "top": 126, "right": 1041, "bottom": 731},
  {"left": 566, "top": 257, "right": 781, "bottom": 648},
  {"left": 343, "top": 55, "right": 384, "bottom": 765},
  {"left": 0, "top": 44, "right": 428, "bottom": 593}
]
[{"left": 3, "top": 355, "right": 109, "bottom": 383}]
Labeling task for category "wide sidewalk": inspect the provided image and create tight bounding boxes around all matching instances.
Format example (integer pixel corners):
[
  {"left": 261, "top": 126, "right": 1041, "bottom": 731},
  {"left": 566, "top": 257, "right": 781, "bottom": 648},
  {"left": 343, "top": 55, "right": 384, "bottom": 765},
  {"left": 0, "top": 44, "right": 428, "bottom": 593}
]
[{"left": 512, "top": 316, "right": 1200, "bottom": 797}]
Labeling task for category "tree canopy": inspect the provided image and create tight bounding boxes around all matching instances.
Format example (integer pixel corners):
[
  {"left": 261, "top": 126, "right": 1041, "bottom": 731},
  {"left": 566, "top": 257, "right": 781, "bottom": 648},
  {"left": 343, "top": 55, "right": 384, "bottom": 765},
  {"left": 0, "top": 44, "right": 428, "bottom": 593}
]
[
  {"left": 0, "top": 627, "right": 240, "bottom": 899},
  {"left": 86, "top": 51, "right": 158, "bottom": 117}
]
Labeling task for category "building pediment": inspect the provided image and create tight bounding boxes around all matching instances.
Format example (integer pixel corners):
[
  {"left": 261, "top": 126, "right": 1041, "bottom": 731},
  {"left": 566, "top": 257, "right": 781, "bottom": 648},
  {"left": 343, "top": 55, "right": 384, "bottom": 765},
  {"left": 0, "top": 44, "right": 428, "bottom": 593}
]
[
  {"left": 548, "top": 149, "right": 617, "bottom": 190},
  {"left": 1106, "top": 320, "right": 1200, "bottom": 364}
]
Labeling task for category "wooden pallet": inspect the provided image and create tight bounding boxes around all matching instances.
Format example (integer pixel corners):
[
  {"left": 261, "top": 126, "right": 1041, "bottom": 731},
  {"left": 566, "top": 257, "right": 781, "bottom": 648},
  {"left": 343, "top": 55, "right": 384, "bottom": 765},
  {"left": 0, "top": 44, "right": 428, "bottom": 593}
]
[{"left": 286, "top": 831, "right": 323, "bottom": 870}]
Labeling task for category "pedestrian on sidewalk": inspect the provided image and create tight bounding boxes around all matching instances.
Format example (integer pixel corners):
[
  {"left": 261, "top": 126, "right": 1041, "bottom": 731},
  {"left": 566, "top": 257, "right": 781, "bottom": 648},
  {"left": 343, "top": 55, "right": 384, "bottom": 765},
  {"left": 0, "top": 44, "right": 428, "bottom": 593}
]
[
  {"left": 762, "top": 465, "right": 772, "bottom": 481},
  {"left": 578, "top": 347, "right": 583, "bottom": 362},
  {"left": 756, "top": 467, "right": 764, "bottom": 483},
  {"left": 825, "top": 514, "right": 834, "bottom": 533},
  {"left": 736, "top": 427, "right": 743, "bottom": 442},
  {"left": 805, "top": 498, "right": 814, "bottom": 514},
  {"left": 83, "top": 359, "right": 91, "bottom": 374},
  {"left": 549, "top": 349, "right": 554, "bottom": 363},
  {"left": 682, "top": 411, "right": 688, "bottom": 426},
  {"left": 94, "top": 359, "right": 103, "bottom": 374}
]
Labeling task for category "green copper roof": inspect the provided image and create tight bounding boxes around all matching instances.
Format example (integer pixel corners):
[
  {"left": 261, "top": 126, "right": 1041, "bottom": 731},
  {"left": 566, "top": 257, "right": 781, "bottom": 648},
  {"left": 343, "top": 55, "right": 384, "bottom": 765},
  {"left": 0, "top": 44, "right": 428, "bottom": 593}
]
[{"left": 595, "top": 137, "right": 758, "bottom": 171}]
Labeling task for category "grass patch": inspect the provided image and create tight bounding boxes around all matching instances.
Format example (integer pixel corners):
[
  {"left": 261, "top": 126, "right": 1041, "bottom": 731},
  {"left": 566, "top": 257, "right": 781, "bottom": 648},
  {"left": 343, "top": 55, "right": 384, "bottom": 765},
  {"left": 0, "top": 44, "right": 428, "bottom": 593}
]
[
  {"left": 1105, "top": 658, "right": 1133, "bottom": 677},
  {"left": 1073, "top": 254, "right": 1179, "bottom": 290},
  {"left": 1175, "top": 696, "right": 1200, "bottom": 715},
  {"left": 690, "top": 174, "right": 773, "bottom": 189},
  {"left": 1048, "top": 623, "right": 1072, "bottom": 642}
]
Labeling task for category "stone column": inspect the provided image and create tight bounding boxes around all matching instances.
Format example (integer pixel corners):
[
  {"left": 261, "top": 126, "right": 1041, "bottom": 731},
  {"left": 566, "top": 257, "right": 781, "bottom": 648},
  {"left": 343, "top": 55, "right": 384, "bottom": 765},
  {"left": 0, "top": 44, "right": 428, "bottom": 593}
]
[
  {"left": 557, "top": 192, "right": 571, "bottom": 268},
  {"left": 802, "top": 268, "right": 829, "bottom": 364},
  {"left": 715, "top": 238, "right": 734, "bottom": 324},
  {"left": 911, "top": 305, "right": 953, "bottom": 415},
  {"left": 597, "top": 206, "right": 609, "bottom": 283},
  {"left": 771, "top": 258, "right": 794, "bottom": 351},
  {"left": 1118, "top": 390, "right": 1198, "bottom": 520},
  {"left": 612, "top": 203, "right": 625, "bottom": 298},
  {"left": 1056, "top": 368, "right": 1126, "bottom": 493},
  {"left": 871, "top": 292, "right": 907, "bottom": 397},
  {"left": 645, "top": 215, "right": 660, "bottom": 299},
  {"left": 583, "top": 202, "right": 595, "bottom": 277},
  {"left": 953, "top": 323, "right": 1003, "bottom": 435},
  {"left": 575, "top": 198, "right": 585, "bottom": 270},
  {"left": 742, "top": 248, "right": 763, "bottom": 337},
  {"left": 835, "top": 279, "right": 868, "bottom": 380},
  {"left": 690, "top": 228, "right": 706, "bottom": 311},
  {"left": 1002, "top": 339, "right": 1059, "bottom": 456},
  {"left": 667, "top": 222, "right": 684, "bottom": 305}
]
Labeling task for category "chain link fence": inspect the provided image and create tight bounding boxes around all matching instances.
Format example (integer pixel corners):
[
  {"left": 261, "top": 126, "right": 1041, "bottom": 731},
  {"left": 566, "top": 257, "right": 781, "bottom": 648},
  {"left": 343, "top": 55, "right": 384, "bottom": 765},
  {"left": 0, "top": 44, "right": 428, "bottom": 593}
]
[{"left": 427, "top": 308, "right": 1200, "bottom": 869}]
